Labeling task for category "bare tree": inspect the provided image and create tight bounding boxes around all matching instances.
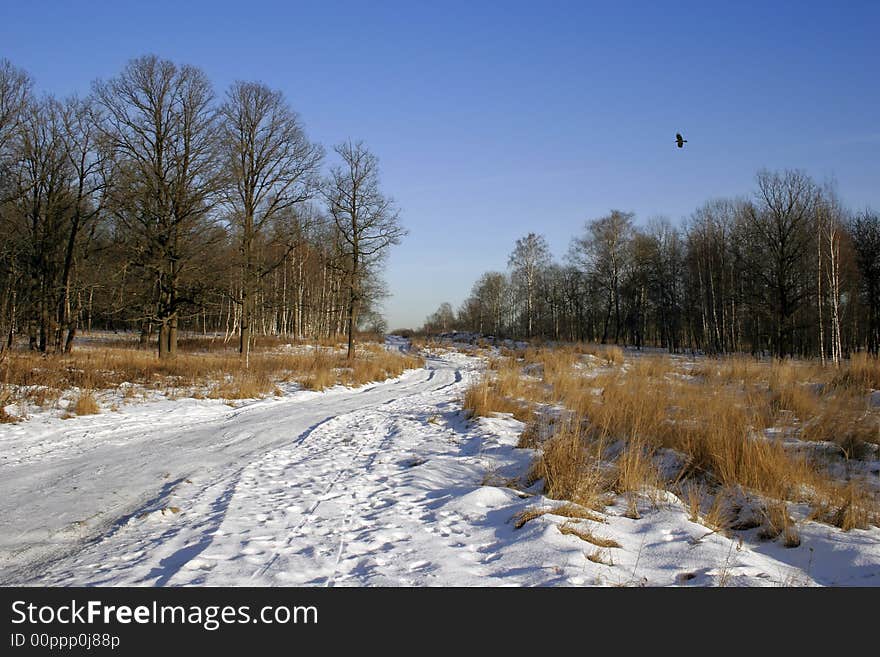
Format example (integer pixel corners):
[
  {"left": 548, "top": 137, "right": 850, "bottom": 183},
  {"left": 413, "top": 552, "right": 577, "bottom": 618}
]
[
  {"left": 325, "top": 141, "right": 405, "bottom": 358},
  {"left": 8, "top": 95, "right": 72, "bottom": 352},
  {"left": 851, "top": 209, "right": 880, "bottom": 354},
  {"left": 572, "top": 210, "right": 634, "bottom": 344},
  {"left": 424, "top": 301, "right": 455, "bottom": 333},
  {"left": 508, "top": 232, "right": 550, "bottom": 337},
  {"left": 219, "top": 80, "right": 323, "bottom": 365},
  {"left": 0, "top": 59, "right": 31, "bottom": 156},
  {"left": 55, "top": 95, "right": 107, "bottom": 352},
  {"left": 94, "top": 55, "right": 220, "bottom": 358},
  {"left": 0, "top": 61, "right": 33, "bottom": 348},
  {"left": 743, "top": 169, "right": 817, "bottom": 357},
  {"left": 685, "top": 199, "right": 742, "bottom": 354}
]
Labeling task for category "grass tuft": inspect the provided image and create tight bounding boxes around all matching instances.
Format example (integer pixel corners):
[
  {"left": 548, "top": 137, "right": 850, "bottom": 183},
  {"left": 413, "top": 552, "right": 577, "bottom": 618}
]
[
  {"left": 73, "top": 390, "right": 100, "bottom": 415},
  {"left": 558, "top": 522, "right": 621, "bottom": 548}
]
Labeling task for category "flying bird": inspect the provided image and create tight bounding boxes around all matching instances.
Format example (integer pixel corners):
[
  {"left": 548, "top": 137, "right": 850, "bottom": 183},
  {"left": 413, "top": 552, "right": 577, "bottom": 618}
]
[{"left": 675, "top": 132, "right": 688, "bottom": 148}]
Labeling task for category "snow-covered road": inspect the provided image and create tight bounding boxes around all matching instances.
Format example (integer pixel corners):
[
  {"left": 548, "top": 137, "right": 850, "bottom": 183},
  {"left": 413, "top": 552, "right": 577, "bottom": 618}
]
[{"left": 0, "top": 346, "right": 486, "bottom": 585}]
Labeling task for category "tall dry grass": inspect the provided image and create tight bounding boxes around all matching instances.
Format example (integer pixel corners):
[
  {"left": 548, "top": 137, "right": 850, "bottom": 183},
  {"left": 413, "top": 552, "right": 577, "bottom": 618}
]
[
  {"left": 73, "top": 390, "right": 100, "bottom": 415},
  {"left": 0, "top": 342, "right": 424, "bottom": 410},
  {"left": 474, "top": 344, "right": 880, "bottom": 531},
  {"left": 462, "top": 373, "right": 533, "bottom": 422}
]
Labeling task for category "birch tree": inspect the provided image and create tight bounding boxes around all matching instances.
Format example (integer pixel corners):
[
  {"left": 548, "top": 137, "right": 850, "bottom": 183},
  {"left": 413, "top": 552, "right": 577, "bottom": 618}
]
[
  {"left": 817, "top": 187, "right": 846, "bottom": 365},
  {"left": 508, "top": 232, "right": 550, "bottom": 338}
]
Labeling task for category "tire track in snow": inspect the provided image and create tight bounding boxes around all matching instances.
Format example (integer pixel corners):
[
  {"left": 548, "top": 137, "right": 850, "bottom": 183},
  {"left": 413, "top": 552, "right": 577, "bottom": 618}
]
[
  {"left": 3, "top": 360, "right": 468, "bottom": 585},
  {"left": 323, "top": 415, "right": 400, "bottom": 587}
]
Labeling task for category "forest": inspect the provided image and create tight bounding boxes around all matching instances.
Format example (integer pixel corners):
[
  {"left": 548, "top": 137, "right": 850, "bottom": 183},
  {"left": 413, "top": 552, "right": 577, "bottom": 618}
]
[
  {"left": 0, "top": 55, "right": 404, "bottom": 360},
  {"left": 425, "top": 173, "right": 880, "bottom": 360}
]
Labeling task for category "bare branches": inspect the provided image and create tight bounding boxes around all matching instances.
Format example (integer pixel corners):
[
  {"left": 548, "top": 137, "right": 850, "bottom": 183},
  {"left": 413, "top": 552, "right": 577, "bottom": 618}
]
[
  {"left": 93, "top": 55, "right": 220, "bottom": 358},
  {"left": 0, "top": 59, "right": 32, "bottom": 154},
  {"left": 324, "top": 141, "right": 406, "bottom": 357},
  {"left": 218, "top": 80, "right": 323, "bottom": 361}
]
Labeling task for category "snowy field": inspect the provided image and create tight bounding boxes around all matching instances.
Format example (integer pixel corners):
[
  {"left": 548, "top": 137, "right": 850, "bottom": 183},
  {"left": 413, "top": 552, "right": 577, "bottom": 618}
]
[{"left": 1, "top": 338, "right": 878, "bottom": 586}]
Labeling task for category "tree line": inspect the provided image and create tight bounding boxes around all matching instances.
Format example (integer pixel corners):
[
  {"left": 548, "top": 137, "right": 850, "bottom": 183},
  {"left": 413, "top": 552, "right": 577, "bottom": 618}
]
[
  {"left": 0, "top": 55, "right": 405, "bottom": 360},
  {"left": 425, "top": 170, "right": 880, "bottom": 361}
]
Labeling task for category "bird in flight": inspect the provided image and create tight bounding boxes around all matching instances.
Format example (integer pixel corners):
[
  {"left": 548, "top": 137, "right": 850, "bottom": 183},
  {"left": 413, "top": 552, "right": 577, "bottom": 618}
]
[{"left": 675, "top": 132, "right": 688, "bottom": 148}]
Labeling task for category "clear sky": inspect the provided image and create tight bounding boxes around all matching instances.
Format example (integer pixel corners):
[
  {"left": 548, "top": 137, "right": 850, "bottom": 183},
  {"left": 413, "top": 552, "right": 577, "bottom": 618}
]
[{"left": 2, "top": 0, "right": 878, "bottom": 328}]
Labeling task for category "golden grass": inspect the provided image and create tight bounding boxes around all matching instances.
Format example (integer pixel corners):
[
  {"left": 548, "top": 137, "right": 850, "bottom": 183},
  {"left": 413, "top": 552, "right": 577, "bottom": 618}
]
[
  {"left": 829, "top": 352, "right": 880, "bottom": 390},
  {"left": 586, "top": 549, "right": 614, "bottom": 565},
  {"left": 0, "top": 343, "right": 425, "bottom": 405},
  {"left": 0, "top": 387, "right": 19, "bottom": 423},
  {"left": 73, "top": 390, "right": 100, "bottom": 415},
  {"left": 513, "top": 506, "right": 547, "bottom": 529},
  {"left": 299, "top": 367, "right": 337, "bottom": 391},
  {"left": 691, "top": 355, "right": 764, "bottom": 384},
  {"left": 558, "top": 522, "right": 621, "bottom": 548},
  {"left": 550, "top": 502, "right": 606, "bottom": 523},
  {"left": 0, "top": 361, "right": 16, "bottom": 420},
  {"left": 517, "top": 416, "right": 545, "bottom": 449},
  {"left": 462, "top": 372, "right": 533, "bottom": 422},
  {"left": 528, "top": 423, "right": 614, "bottom": 510},
  {"left": 513, "top": 502, "right": 605, "bottom": 529},
  {"left": 757, "top": 500, "right": 800, "bottom": 547},
  {"left": 207, "top": 372, "right": 274, "bottom": 400},
  {"left": 809, "top": 480, "right": 877, "bottom": 531},
  {"left": 629, "top": 355, "right": 673, "bottom": 379},
  {"left": 613, "top": 440, "right": 662, "bottom": 496},
  {"left": 485, "top": 344, "right": 879, "bottom": 532},
  {"left": 589, "top": 345, "right": 624, "bottom": 365},
  {"left": 801, "top": 394, "right": 878, "bottom": 459}
]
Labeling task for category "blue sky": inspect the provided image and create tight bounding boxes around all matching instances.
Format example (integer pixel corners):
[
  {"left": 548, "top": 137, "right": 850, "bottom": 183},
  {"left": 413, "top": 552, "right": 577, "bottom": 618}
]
[{"left": 2, "top": 0, "right": 878, "bottom": 328}]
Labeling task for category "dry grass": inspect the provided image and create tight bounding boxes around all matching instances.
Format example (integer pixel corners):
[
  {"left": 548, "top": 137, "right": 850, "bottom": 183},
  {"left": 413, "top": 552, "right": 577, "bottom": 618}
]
[
  {"left": 767, "top": 361, "right": 822, "bottom": 423},
  {"left": 513, "top": 502, "right": 605, "bottom": 529},
  {"left": 513, "top": 506, "right": 549, "bottom": 529},
  {"left": 613, "top": 441, "right": 662, "bottom": 496},
  {"left": 629, "top": 355, "right": 673, "bottom": 379},
  {"left": 0, "top": 342, "right": 425, "bottom": 407},
  {"left": 801, "top": 394, "right": 877, "bottom": 459},
  {"left": 486, "top": 343, "right": 879, "bottom": 533},
  {"left": 517, "top": 416, "right": 545, "bottom": 449},
  {"left": 758, "top": 501, "right": 800, "bottom": 547},
  {"left": 590, "top": 345, "right": 624, "bottom": 365},
  {"left": 691, "top": 355, "right": 764, "bottom": 384},
  {"left": 528, "top": 422, "right": 614, "bottom": 510},
  {"left": 558, "top": 522, "right": 621, "bottom": 548},
  {"left": 299, "top": 367, "right": 337, "bottom": 392},
  {"left": 809, "top": 481, "right": 877, "bottom": 531},
  {"left": 550, "top": 502, "right": 606, "bottom": 523},
  {"left": 462, "top": 372, "right": 533, "bottom": 422},
  {"left": 0, "top": 385, "right": 19, "bottom": 423},
  {"left": 73, "top": 390, "right": 100, "bottom": 415},
  {"left": 829, "top": 352, "right": 880, "bottom": 390},
  {"left": 587, "top": 548, "right": 615, "bottom": 565}
]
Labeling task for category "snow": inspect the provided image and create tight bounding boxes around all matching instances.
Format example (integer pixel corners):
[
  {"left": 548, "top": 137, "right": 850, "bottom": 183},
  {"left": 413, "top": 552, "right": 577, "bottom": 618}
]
[{"left": 1, "top": 339, "right": 878, "bottom": 587}]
